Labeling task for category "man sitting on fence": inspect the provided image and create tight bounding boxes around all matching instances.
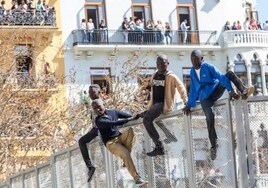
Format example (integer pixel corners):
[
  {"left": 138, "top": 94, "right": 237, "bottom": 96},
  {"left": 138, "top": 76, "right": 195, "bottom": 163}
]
[{"left": 91, "top": 98, "right": 148, "bottom": 186}]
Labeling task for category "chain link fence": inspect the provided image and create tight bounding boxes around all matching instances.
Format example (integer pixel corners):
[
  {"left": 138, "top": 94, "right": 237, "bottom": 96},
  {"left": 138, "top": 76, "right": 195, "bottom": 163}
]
[{"left": 1, "top": 98, "right": 268, "bottom": 188}]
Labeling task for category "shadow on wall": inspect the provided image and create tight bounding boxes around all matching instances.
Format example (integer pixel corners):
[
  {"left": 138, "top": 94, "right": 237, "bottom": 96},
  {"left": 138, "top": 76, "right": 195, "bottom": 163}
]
[
  {"left": 200, "top": 0, "right": 219, "bottom": 13},
  {"left": 169, "top": 8, "right": 177, "bottom": 29},
  {"left": 76, "top": 6, "right": 84, "bottom": 29}
]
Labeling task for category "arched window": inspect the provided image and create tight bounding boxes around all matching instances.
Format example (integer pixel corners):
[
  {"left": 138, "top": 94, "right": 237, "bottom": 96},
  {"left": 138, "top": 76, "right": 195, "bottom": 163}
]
[
  {"left": 234, "top": 54, "right": 247, "bottom": 84},
  {"left": 265, "top": 54, "right": 268, "bottom": 89},
  {"left": 251, "top": 53, "right": 261, "bottom": 89}
]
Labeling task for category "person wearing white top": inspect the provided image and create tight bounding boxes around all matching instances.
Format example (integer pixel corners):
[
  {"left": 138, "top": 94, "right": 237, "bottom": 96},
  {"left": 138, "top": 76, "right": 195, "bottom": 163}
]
[
  {"left": 180, "top": 19, "right": 190, "bottom": 44},
  {"left": 81, "top": 18, "right": 87, "bottom": 42},
  {"left": 87, "top": 18, "right": 95, "bottom": 42}
]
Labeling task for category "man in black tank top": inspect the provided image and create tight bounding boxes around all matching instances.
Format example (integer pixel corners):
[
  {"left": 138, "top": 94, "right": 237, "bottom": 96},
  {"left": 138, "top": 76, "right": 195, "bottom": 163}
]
[{"left": 142, "top": 54, "right": 188, "bottom": 156}]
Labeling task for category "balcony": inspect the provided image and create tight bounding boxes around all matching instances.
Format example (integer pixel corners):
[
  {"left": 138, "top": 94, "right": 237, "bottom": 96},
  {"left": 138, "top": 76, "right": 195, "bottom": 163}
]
[
  {"left": 0, "top": 72, "right": 57, "bottom": 92},
  {"left": 223, "top": 30, "right": 268, "bottom": 48},
  {"left": 0, "top": 9, "right": 56, "bottom": 26},
  {"left": 72, "top": 29, "right": 218, "bottom": 56}
]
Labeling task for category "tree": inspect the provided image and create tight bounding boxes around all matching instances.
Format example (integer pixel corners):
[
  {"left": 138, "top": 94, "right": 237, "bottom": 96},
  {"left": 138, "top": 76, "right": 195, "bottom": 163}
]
[
  {"left": 0, "top": 37, "right": 152, "bottom": 182},
  {"left": 0, "top": 28, "right": 90, "bottom": 182}
]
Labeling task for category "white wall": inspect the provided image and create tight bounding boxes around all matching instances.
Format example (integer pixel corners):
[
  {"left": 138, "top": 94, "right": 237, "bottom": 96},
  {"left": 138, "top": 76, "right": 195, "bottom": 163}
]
[
  {"left": 150, "top": 0, "right": 179, "bottom": 30},
  {"left": 105, "top": 0, "right": 132, "bottom": 30},
  {"left": 60, "top": 0, "right": 257, "bottom": 102}
]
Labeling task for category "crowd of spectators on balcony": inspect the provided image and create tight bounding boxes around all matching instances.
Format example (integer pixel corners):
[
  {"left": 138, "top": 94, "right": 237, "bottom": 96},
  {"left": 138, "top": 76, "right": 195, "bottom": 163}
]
[
  {"left": 0, "top": 0, "right": 56, "bottom": 26},
  {"left": 224, "top": 17, "right": 268, "bottom": 31},
  {"left": 79, "top": 16, "right": 193, "bottom": 45},
  {"left": 121, "top": 17, "right": 168, "bottom": 44}
]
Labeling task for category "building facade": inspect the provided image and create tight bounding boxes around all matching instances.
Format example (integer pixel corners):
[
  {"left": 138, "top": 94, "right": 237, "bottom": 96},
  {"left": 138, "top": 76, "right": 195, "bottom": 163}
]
[
  {"left": 0, "top": 0, "right": 67, "bottom": 181},
  {"left": 61, "top": 0, "right": 268, "bottom": 102}
]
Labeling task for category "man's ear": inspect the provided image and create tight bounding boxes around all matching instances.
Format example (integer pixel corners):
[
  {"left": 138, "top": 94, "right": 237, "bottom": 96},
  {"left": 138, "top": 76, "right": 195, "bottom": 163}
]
[{"left": 201, "top": 57, "right": 204, "bottom": 60}]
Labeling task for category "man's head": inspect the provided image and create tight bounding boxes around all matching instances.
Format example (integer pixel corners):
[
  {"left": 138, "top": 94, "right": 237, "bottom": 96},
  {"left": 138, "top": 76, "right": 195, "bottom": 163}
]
[
  {"left": 91, "top": 99, "right": 105, "bottom": 116},
  {"left": 191, "top": 49, "right": 203, "bottom": 70},
  {"left": 88, "top": 84, "right": 101, "bottom": 100},
  {"left": 156, "top": 54, "right": 169, "bottom": 74}
]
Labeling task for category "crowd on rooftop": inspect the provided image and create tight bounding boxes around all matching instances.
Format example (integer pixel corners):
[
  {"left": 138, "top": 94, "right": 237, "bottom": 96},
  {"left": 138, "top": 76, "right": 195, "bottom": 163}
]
[{"left": 225, "top": 17, "right": 268, "bottom": 31}]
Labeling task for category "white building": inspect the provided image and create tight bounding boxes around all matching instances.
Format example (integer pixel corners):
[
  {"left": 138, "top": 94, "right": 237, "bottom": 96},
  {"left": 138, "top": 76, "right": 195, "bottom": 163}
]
[{"left": 60, "top": 0, "right": 268, "bottom": 102}]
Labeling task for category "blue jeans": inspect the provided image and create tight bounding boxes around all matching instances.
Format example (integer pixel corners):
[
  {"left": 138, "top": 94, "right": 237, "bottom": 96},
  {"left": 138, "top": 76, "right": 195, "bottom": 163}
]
[{"left": 78, "top": 127, "right": 98, "bottom": 169}]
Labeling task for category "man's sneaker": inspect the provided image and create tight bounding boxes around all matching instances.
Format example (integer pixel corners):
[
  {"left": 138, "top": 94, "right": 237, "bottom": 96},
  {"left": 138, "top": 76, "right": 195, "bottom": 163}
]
[
  {"left": 241, "top": 86, "right": 254, "bottom": 100},
  {"left": 87, "top": 166, "right": 96, "bottom": 182},
  {"left": 147, "top": 147, "right": 164, "bottom": 157},
  {"left": 135, "top": 177, "right": 148, "bottom": 186},
  {"left": 210, "top": 144, "right": 219, "bottom": 161}
]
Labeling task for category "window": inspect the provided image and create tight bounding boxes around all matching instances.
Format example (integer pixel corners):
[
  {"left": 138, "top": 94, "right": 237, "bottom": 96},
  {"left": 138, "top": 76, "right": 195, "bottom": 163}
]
[
  {"left": 177, "top": 4, "right": 197, "bottom": 44},
  {"left": 177, "top": 0, "right": 194, "bottom": 4},
  {"left": 132, "top": 1, "right": 152, "bottom": 24},
  {"left": 177, "top": 5, "right": 196, "bottom": 30},
  {"left": 137, "top": 68, "right": 155, "bottom": 86},
  {"left": 14, "top": 45, "right": 33, "bottom": 86},
  {"left": 251, "top": 53, "right": 261, "bottom": 89},
  {"left": 234, "top": 54, "right": 247, "bottom": 85},
  {"left": 85, "top": 1, "right": 105, "bottom": 29},
  {"left": 182, "top": 68, "right": 191, "bottom": 95},
  {"left": 90, "top": 68, "right": 110, "bottom": 94}
]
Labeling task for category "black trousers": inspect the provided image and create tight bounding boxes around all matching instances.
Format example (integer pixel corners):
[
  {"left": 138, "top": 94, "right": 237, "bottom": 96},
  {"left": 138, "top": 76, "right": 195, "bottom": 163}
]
[{"left": 78, "top": 127, "right": 98, "bottom": 169}]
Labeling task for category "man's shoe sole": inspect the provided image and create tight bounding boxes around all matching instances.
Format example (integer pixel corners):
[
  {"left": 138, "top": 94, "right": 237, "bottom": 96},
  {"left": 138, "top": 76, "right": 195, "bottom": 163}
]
[
  {"left": 242, "top": 86, "right": 254, "bottom": 99},
  {"left": 136, "top": 181, "right": 148, "bottom": 186},
  {"left": 87, "top": 167, "right": 96, "bottom": 182},
  {"left": 146, "top": 152, "right": 164, "bottom": 157}
]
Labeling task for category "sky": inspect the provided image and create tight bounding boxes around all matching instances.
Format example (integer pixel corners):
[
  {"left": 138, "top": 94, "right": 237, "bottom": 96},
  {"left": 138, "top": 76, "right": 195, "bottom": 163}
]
[{"left": 256, "top": 0, "right": 267, "bottom": 24}]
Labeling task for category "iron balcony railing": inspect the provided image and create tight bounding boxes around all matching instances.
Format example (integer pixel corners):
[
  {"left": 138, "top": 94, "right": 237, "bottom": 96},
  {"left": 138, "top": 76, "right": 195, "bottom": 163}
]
[
  {"left": 72, "top": 29, "right": 217, "bottom": 46},
  {"left": 0, "top": 9, "right": 56, "bottom": 26},
  {"left": 0, "top": 72, "right": 56, "bottom": 90}
]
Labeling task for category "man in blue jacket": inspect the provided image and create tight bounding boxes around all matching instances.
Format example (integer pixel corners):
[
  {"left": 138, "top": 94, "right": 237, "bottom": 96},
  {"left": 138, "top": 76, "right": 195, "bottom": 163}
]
[
  {"left": 183, "top": 49, "right": 254, "bottom": 160},
  {"left": 92, "top": 99, "right": 148, "bottom": 186}
]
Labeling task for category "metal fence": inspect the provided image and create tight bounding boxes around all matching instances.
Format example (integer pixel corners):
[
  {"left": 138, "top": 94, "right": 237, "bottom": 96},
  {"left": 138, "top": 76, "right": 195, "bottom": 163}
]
[
  {"left": 72, "top": 29, "right": 217, "bottom": 46},
  {"left": 1, "top": 97, "right": 268, "bottom": 188}
]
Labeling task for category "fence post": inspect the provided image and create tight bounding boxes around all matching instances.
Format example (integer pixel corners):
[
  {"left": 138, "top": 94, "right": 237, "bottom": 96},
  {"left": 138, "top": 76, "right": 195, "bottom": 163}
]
[
  {"left": 184, "top": 115, "right": 196, "bottom": 188},
  {"left": 234, "top": 99, "right": 249, "bottom": 188},
  {"left": 242, "top": 101, "right": 256, "bottom": 188}
]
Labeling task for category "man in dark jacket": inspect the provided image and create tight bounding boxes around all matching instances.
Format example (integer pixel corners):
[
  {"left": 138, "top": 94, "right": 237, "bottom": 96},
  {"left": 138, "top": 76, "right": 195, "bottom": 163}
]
[
  {"left": 183, "top": 49, "right": 254, "bottom": 160},
  {"left": 92, "top": 99, "right": 148, "bottom": 185}
]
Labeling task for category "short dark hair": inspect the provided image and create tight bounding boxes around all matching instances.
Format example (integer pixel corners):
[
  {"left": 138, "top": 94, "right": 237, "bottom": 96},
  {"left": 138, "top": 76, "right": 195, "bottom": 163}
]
[
  {"left": 89, "top": 84, "right": 101, "bottom": 90},
  {"left": 157, "top": 54, "right": 168, "bottom": 63},
  {"left": 191, "top": 49, "right": 202, "bottom": 58}
]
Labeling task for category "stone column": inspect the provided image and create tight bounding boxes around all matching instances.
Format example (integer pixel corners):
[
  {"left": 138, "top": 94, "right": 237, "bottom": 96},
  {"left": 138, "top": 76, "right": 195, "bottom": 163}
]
[
  {"left": 260, "top": 63, "right": 267, "bottom": 95},
  {"left": 246, "top": 63, "right": 252, "bottom": 86},
  {"left": 227, "top": 60, "right": 235, "bottom": 72}
]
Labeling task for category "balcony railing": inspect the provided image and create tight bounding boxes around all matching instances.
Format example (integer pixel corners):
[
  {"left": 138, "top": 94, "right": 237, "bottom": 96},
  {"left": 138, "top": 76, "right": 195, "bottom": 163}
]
[
  {"left": 223, "top": 30, "right": 268, "bottom": 48},
  {"left": 72, "top": 29, "right": 217, "bottom": 46},
  {"left": 0, "top": 72, "right": 57, "bottom": 90},
  {"left": 0, "top": 9, "right": 56, "bottom": 26}
]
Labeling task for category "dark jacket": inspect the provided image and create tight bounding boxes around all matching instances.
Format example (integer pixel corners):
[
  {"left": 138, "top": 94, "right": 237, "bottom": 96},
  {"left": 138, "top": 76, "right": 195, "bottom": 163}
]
[{"left": 95, "top": 109, "right": 132, "bottom": 144}]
